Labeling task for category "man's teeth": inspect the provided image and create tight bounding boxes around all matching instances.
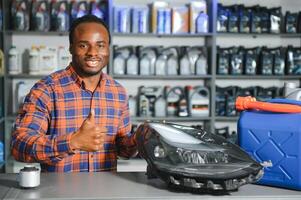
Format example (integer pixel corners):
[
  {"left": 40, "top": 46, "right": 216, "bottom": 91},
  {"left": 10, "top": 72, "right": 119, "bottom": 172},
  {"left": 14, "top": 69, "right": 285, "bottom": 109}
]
[{"left": 87, "top": 60, "right": 99, "bottom": 66}]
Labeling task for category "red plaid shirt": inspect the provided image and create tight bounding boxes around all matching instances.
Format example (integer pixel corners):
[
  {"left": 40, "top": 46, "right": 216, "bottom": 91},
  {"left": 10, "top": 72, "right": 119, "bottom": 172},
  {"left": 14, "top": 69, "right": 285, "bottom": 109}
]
[{"left": 11, "top": 65, "right": 137, "bottom": 172}]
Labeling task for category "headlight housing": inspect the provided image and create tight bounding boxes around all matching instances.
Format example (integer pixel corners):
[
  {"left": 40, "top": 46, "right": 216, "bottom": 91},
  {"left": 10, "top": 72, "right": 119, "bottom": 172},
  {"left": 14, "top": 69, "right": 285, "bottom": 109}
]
[{"left": 135, "top": 121, "right": 263, "bottom": 192}]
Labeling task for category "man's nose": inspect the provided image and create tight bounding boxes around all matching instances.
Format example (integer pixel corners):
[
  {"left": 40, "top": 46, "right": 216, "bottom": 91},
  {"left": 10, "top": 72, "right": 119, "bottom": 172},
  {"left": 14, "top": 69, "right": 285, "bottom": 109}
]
[{"left": 87, "top": 46, "right": 98, "bottom": 56}]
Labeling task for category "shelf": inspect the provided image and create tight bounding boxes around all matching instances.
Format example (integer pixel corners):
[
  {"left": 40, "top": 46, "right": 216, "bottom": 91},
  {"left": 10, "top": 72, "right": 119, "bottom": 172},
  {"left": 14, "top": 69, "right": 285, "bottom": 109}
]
[
  {"left": 216, "top": 75, "right": 301, "bottom": 80},
  {"left": 131, "top": 116, "right": 211, "bottom": 122},
  {"left": 113, "top": 32, "right": 214, "bottom": 38},
  {"left": 217, "top": 32, "right": 301, "bottom": 38},
  {"left": 6, "top": 115, "right": 211, "bottom": 122},
  {"left": 5, "top": 30, "right": 68, "bottom": 36},
  {"left": 7, "top": 74, "right": 45, "bottom": 79},
  {"left": 114, "top": 75, "right": 212, "bottom": 80},
  {"left": 215, "top": 116, "right": 239, "bottom": 122}
]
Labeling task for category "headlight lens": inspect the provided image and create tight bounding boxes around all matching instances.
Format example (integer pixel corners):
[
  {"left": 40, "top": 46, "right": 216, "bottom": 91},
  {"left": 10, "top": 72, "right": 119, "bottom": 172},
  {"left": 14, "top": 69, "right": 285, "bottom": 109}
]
[
  {"left": 176, "top": 148, "right": 229, "bottom": 164},
  {"left": 154, "top": 145, "right": 166, "bottom": 158}
]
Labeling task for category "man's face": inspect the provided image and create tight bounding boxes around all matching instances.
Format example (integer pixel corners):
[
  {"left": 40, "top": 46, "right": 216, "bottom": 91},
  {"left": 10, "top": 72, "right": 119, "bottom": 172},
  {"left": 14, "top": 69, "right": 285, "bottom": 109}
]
[{"left": 70, "top": 22, "right": 109, "bottom": 77}]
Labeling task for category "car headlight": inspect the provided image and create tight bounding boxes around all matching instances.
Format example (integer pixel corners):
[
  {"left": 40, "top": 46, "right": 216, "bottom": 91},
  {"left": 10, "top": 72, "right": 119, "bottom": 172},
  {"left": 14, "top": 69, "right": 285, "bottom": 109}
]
[{"left": 135, "top": 121, "right": 263, "bottom": 192}]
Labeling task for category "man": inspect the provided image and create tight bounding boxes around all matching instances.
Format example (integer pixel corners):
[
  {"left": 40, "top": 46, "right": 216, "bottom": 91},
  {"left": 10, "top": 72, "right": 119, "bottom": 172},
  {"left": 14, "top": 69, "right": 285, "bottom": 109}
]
[{"left": 11, "top": 15, "right": 137, "bottom": 172}]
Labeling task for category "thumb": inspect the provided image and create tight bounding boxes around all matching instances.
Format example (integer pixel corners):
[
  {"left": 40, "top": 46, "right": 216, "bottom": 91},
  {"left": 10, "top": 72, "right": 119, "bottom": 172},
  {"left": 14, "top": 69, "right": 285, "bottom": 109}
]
[{"left": 87, "top": 109, "right": 95, "bottom": 124}]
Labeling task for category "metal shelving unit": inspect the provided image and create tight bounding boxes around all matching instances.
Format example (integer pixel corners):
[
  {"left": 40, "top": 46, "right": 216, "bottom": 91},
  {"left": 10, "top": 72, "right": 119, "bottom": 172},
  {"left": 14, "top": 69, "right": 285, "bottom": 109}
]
[
  {"left": 113, "top": 75, "right": 212, "bottom": 79},
  {"left": 4, "top": 30, "right": 69, "bottom": 36},
  {"left": 216, "top": 75, "right": 301, "bottom": 80},
  {"left": 217, "top": 32, "right": 301, "bottom": 38},
  {"left": 1, "top": 0, "right": 301, "bottom": 173},
  {"left": 112, "top": 32, "right": 214, "bottom": 37},
  {"left": 132, "top": 116, "right": 211, "bottom": 122}
]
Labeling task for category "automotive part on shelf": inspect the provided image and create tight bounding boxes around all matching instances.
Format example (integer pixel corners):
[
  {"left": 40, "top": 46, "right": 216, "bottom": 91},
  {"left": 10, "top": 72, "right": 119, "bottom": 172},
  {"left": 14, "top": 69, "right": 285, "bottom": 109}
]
[{"left": 135, "top": 121, "right": 263, "bottom": 192}]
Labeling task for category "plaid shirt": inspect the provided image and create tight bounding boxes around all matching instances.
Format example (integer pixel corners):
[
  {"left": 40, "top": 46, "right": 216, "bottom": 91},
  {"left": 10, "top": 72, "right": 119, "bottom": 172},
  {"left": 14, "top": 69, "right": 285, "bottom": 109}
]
[{"left": 11, "top": 65, "right": 137, "bottom": 172}]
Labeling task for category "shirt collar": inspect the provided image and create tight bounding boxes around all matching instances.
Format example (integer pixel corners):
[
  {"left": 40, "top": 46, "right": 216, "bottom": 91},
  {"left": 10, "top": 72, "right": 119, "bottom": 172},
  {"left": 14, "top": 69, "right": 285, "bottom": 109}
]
[{"left": 66, "top": 64, "right": 109, "bottom": 90}]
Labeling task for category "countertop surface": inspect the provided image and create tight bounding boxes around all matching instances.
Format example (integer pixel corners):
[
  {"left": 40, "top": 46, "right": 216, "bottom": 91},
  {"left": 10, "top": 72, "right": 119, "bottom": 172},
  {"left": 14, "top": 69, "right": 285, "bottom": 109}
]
[{"left": 0, "top": 172, "right": 300, "bottom": 200}]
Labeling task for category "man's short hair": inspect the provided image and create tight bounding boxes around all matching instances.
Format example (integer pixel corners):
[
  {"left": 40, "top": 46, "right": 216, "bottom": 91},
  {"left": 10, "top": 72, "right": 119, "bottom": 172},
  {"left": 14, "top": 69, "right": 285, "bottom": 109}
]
[{"left": 69, "top": 14, "right": 111, "bottom": 44}]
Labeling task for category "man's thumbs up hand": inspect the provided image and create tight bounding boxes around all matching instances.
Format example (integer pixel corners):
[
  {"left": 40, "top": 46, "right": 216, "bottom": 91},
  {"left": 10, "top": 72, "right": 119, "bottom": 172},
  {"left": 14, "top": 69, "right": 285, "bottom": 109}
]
[{"left": 70, "top": 109, "right": 107, "bottom": 152}]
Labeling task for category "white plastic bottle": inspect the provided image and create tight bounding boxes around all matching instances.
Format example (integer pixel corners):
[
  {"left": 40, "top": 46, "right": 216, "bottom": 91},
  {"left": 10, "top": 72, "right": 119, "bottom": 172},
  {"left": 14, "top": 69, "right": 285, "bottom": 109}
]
[
  {"left": 128, "top": 95, "right": 137, "bottom": 116},
  {"left": 58, "top": 46, "right": 71, "bottom": 70},
  {"left": 180, "top": 55, "right": 190, "bottom": 75},
  {"left": 166, "top": 55, "right": 178, "bottom": 75},
  {"left": 126, "top": 54, "right": 138, "bottom": 75},
  {"left": 154, "top": 95, "right": 166, "bottom": 117},
  {"left": 195, "top": 54, "right": 208, "bottom": 75},
  {"left": 113, "top": 54, "right": 126, "bottom": 75},
  {"left": 155, "top": 55, "right": 167, "bottom": 76},
  {"left": 39, "top": 46, "right": 58, "bottom": 74},
  {"left": 139, "top": 55, "right": 151, "bottom": 75},
  {"left": 28, "top": 46, "right": 40, "bottom": 75},
  {"left": 189, "top": 86, "right": 210, "bottom": 117},
  {"left": 8, "top": 46, "right": 21, "bottom": 74}
]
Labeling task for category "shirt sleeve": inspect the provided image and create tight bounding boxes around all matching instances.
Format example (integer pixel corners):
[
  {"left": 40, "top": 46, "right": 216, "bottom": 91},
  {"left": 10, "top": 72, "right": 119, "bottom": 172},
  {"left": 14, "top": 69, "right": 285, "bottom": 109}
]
[
  {"left": 115, "top": 96, "right": 137, "bottom": 158},
  {"left": 10, "top": 81, "right": 74, "bottom": 164}
]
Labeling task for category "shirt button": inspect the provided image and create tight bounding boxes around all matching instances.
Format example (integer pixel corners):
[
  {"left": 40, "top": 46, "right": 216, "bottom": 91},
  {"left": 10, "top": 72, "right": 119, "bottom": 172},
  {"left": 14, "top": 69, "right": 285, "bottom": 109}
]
[{"left": 90, "top": 154, "right": 94, "bottom": 158}]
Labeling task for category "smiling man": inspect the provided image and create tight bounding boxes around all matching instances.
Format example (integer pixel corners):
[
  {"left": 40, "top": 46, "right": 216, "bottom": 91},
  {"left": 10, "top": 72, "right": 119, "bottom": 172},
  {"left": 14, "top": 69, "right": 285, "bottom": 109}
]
[{"left": 11, "top": 15, "right": 137, "bottom": 172}]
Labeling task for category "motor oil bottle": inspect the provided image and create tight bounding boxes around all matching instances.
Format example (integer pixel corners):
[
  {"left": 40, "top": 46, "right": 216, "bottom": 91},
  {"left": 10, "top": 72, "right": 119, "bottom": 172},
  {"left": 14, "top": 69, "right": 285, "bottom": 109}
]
[
  {"left": 126, "top": 53, "right": 138, "bottom": 75},
  {"left": 16, "top": 81, "right": 31, "bottom": 111},
  {"left": 195, "top": 53, "right": 207, "bottom": 75},
  {"left": 8, "top": 46, "right": 21, "bottom": 74},
  {"left": 90, "top": 0, "right": 105, "bottom": 19},
  {"left": 155, "top": 54, "right": 167, "bottom": 75},
  {"left": 70, "top": 1, "right": 88, "bottom": 23},
  {"left": 166, "top": 54, "right": 178, "bottom": 75},
  {"left": 138, "top": 92, "right": 150, "bottom": 117},
  {"left": 139, "top": 54, "right": 151, "bottom": 75},
  {"left": 128, "top": 95, "right": 137, "bottom": 116},
  {"left": 196, "top": 12, "right": 208, "bottom": 33},
  {"left": 227, "top": 86, "right": 238, "bottom": 116},
  {"left": 51, "top": 1, "right": 69, "bottom": 31},
  {"left": 165, "top": 86, "right": 183, "bottom": 116},
  {"left": 31, "top": 0, "right": 50, "bottom": 31},
  {"left": 154, "top": 95, "right": 166, "bottom": 117},
  {"left": 215, "top": 86, "right": 228, "bottom": 116},
  {"left": 180, "top": 54, "right": 191, "bottom": 75},
  {"left": 11, "top": 0, "right": 30, "bottom": 31},
  {"left": 58, "top": 46, "right": 71, "bottom": 70},
  {"left": 28, "top": 46, "right": 40, "bottom": 75},
  {"left": 188, "top": 86, "right": 209, "bottom": 117},
  {"left": 113, "top": 53, "right": 126, "bottom": 75},
  {"left": 39, "top": 46, "right": 57, "bottom": 74},
  {"left": 178, "top": 91, "right": 188, "bottom": 117},
  {"left": 139, "top": 47, "right": 157, "bottom": 75},
  {"left": 284, "top": 82, "right": 301, "bottom": 101}
]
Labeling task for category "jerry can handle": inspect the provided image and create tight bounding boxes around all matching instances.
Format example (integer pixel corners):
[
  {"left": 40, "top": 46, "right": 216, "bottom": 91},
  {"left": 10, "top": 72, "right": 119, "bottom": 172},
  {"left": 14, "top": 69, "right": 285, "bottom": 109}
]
[{"left": 236, "top": 96, "right": 301, "bottom": 113}]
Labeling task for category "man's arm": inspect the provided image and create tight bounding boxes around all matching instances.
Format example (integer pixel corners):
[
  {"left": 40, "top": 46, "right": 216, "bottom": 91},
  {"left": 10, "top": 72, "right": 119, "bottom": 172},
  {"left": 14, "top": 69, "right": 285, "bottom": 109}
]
[
  {"left": 115, "top": 97, "right": 137, "bottom": 158},
  {"left": 11, "top": 81, "right": 74, "bottom": 164}
]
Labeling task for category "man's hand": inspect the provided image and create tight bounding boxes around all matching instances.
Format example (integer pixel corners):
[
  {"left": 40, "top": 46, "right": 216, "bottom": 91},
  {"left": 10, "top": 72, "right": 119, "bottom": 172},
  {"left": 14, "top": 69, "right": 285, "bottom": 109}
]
[{"left": 70, "top": 109, "right": 107, "bottom": 152}]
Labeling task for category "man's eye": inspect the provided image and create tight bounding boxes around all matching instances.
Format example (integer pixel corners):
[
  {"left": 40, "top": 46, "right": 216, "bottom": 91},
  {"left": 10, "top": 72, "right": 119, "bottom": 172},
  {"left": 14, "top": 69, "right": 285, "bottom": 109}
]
[{"left": 79, "top": 44, "right": 87, "bottom": 48}]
